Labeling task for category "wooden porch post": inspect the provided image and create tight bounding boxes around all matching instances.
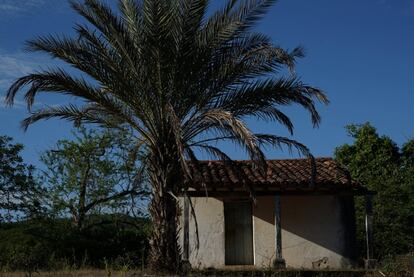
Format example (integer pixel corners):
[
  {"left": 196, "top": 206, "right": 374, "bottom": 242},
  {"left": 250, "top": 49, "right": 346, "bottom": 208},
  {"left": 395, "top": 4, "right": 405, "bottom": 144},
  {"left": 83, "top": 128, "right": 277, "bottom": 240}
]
[
  {"left": 364, "top": 194, "right": 376, "bottom": 269},
  {"left": 274, "top": 194, "right": 286, "bottom": 268},
  {"left": 182, "top": 194, "right": 191, "bottom": 270}
]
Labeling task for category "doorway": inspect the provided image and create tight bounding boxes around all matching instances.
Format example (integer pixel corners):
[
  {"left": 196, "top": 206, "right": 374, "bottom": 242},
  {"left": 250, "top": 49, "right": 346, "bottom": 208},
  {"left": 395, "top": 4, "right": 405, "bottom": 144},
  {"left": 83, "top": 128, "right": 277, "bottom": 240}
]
[{"left": 224, "top": 201, "right": 254, "bottom": 265}]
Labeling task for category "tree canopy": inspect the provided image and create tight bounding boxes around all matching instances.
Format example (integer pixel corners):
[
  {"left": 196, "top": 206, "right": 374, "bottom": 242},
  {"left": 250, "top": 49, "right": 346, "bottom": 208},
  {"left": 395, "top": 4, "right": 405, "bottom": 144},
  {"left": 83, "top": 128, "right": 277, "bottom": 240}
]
[
  {"left": 335, "top": 123, "right": 414, "bottom": 258},
  {"left": 0, "top": 136, "right": 44, "bottom": 222},
  {"left": 40, "top": 127, "right": 148, "bottom": 229}
]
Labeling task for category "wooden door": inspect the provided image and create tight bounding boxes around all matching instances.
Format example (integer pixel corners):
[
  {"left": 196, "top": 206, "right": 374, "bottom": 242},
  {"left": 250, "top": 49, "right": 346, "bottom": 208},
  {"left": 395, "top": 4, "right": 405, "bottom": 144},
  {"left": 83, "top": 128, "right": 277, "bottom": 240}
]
[{"left": 224, "top": 201, "right": 254, "bottom": 265}]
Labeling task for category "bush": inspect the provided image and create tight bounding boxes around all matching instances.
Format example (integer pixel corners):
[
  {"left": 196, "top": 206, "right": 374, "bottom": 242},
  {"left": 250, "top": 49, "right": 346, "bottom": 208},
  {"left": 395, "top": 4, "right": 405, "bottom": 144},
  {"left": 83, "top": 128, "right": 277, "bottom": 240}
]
[
  {"left": 380, "top": 253, "right": 414, "bottom": 277},
  {"left": 0, "top": 216, "right": 150, "bottom": 271}
]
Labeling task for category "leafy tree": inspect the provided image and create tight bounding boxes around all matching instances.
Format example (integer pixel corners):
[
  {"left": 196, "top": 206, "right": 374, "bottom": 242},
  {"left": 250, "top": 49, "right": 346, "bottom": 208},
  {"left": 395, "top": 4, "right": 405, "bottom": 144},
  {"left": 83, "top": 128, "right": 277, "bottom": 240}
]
[
  {"left": 0, "top": 136, "right": 44, "bottom": 222},
  {"left": 335, "top": 123, "right": 414, "bottom": 259},
  {"left": 40, "top": 127, "right": 148, "bottom": 230},
  {"left": 5, "top": 0, "right": 328, "bottom": 271}
]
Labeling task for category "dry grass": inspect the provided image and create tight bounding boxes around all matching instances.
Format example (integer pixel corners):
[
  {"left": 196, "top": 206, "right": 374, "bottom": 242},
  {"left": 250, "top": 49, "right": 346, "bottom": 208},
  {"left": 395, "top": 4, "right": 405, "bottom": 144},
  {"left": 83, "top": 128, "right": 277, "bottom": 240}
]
[
  {"left": 0, "top": 270, "right": 376, "bottom": 277},
  {"left": 0, "top": 270, "right": 145, "bottom": 277}
]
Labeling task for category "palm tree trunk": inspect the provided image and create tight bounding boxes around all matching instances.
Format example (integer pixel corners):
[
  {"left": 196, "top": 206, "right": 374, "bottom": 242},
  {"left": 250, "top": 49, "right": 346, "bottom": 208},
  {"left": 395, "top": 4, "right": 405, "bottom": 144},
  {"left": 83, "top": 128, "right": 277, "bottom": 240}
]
[
  {"left": 147, "top": 152, "right": 182, "bottom": 273},
  {"left": 148, "top": 188, "right": 180, "bottom": 272}
]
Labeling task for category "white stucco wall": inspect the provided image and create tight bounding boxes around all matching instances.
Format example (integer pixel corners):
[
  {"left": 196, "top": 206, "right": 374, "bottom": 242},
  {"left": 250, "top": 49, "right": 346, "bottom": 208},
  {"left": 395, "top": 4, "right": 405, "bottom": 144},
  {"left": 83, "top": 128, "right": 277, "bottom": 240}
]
[
  {"left": 179, "top": 197, "right": 225, "bottom": 268},
  {"left": 281, "top": 196, "right": 353, "bottom": 269},
  {"left": 179, "top": 195, "right": 354, "bottom": 269},
  {"left": 252, "top": 196, "right": 276, "bottom": 267}
]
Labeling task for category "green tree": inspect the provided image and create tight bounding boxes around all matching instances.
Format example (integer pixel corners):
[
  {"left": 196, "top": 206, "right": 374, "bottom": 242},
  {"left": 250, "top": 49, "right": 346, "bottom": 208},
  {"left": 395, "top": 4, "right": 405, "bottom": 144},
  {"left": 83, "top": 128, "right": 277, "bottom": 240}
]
[
  {"left": 5, "top": 0, "right": 328, "bottom": 271},
  {"left": 40, "top": 127, "right": 147, "bottom": 230},
  {"left": 0, "top": 136, "right": 44, "bottom": 222},
  {"left": 335, "top": 123, "right": 414, "bottom": 259}
]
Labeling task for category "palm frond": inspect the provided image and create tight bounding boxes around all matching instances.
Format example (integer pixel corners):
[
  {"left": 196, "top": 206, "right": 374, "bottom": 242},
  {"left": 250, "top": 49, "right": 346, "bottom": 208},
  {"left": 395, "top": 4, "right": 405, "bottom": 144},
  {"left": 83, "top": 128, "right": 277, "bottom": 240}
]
[
  {"left": 70, "top": 0, "right": 140, "bottom": 75},
  {"left": 165, "top": 103, "right": 192, "bottom": 180},
  {"left": 190, "top": 143, "right": 233, "bottom": 162},
  {"left": 188, "top": 109, "right": 266, "bottom": 169},
  {"left": 200, "top": 0, "right": 277, "bottom": 48},
  {"left": 118, "top": 0, "right": 143, "bottom": 48},
  {"left": 255, "top": 133, "right": 317, "bottom": 184},
  {"left": 211, "top": 77, "right": 328, "bottom": 127},
  {"left": 26, "top": 33, "right": 138, "bottom": 100},
  {"left": 20, "top": 104, "right": 120, "bottom": 131},
  {"left": 187, "top": 143, "right": 257, "bottom": 201}
]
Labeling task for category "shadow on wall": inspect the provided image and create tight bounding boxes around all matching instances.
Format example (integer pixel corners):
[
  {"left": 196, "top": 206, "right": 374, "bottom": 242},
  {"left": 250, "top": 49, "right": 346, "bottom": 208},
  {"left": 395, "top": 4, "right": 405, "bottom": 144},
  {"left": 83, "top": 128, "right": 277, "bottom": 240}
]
[{"left": 253, "top": 195, "right": 356, "bottom": 264}]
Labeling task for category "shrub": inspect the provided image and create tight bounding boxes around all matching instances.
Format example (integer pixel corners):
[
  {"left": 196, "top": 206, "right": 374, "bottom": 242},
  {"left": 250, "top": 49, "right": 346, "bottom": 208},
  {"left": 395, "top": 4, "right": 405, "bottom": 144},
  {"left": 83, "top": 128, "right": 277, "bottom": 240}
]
[{"left": 0, "top": 216, "right": 149, "bottom": 271}]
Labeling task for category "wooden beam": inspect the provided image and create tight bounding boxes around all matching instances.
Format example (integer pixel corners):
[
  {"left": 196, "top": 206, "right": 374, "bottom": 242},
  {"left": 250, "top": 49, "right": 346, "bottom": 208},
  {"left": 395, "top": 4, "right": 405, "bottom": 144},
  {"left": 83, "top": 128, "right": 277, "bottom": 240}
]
[
  {"left": 364, "top": 195, "right": 376, "bottom": 269},
  {"left": 365, "top": 195, "right": 373, "bottom": 260},
  {"left": 275, "top": 195, "right": 282, "bottom": 259},
  {"left": 183, "top": 194, "right": 190, "bottom": 262},
  {"left": 274, "top": 194, "right": 286, "bottom": 268}
]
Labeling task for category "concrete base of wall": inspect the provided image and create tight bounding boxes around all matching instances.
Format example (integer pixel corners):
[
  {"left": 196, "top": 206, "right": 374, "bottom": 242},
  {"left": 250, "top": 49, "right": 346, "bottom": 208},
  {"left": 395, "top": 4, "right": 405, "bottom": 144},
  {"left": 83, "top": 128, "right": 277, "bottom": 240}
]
[
  {"left": 189, "top": 269, "right": 371, "bottom": 277},
  {"left": 364, "top": 259, "right": 377, "bottom": 269},
  {"left": 273, "top": 258, "right": 286, "bottom": 269}
]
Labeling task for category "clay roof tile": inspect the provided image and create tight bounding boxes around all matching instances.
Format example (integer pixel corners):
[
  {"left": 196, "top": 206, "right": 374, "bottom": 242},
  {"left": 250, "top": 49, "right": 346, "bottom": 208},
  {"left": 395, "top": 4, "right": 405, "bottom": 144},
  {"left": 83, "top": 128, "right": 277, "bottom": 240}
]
[{"left": 187, "top": 157, "right": 368, "bottom": 193}]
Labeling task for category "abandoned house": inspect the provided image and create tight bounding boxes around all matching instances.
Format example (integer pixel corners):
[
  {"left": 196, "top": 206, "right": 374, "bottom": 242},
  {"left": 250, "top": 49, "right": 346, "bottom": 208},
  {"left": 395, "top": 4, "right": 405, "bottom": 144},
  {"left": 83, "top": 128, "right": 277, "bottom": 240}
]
[{"left": 179, "top": 157, "right": 376, "bottom": 269}]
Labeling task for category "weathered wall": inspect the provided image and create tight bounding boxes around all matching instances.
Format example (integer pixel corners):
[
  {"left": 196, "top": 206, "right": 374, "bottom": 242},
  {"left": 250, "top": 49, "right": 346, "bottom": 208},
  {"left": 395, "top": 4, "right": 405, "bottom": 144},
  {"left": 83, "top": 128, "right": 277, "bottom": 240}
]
[
  {"left": 281, "top": 196, "right": 354, "bottom": 269},
  {"left": 179, "top": 195, "right": 355, "bottom": 269},
  {"left": 252, "top": 196, "right": 276, "bottom": 267},
  {"left": 179, "top": 197, "right": 225, "bottom": 268}
]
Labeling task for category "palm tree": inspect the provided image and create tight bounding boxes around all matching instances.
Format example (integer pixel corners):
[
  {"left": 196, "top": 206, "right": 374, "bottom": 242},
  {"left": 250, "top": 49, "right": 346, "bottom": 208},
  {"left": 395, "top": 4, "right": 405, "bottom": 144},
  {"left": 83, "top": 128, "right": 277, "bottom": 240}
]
[{"left": 5, "top": 0, "right": 328, "bottom": 272}]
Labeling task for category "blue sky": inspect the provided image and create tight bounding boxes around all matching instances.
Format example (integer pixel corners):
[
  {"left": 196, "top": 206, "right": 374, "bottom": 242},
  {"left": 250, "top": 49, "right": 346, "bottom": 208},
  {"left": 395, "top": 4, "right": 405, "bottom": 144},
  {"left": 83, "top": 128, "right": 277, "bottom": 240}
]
[{"left": 0, "top": 0, "right": 413, "bottom": 168}]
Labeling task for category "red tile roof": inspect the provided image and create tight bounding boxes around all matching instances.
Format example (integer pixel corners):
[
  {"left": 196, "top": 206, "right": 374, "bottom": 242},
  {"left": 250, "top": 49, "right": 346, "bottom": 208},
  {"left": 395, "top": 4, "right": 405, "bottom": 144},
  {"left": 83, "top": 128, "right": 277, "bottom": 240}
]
[{"left": 186, "top": 157, "right": 369, "bottom": 194}]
